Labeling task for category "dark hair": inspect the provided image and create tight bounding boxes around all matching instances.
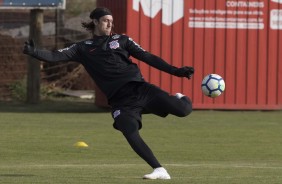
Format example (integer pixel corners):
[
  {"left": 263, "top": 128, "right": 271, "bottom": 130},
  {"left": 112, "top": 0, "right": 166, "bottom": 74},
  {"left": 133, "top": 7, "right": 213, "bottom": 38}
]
[
  {"left": 81, "top": 7, "right": 113, "bottom": 34},
  {"left": 81, "top": 21, "right": 95, "bottom": 33}
]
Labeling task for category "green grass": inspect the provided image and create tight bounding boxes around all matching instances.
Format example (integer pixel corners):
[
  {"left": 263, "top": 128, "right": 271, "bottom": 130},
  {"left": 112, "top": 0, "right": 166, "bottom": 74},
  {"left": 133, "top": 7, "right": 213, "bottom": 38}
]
[{"left": 0, "top": 101, "right": 282, "bottom": 183}]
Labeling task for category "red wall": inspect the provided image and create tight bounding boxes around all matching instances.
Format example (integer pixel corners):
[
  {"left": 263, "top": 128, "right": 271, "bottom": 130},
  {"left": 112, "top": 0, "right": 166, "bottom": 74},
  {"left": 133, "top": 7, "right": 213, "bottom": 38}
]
[{"left": 97, "top": 0, "right": 282, "bottom": 110}]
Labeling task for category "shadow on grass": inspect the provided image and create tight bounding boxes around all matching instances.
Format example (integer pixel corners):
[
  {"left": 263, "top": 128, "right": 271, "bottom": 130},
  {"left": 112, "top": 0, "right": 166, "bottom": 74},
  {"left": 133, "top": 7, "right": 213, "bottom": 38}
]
[{"left": 0, "top": 100, "right": 110, "bottom": 113}]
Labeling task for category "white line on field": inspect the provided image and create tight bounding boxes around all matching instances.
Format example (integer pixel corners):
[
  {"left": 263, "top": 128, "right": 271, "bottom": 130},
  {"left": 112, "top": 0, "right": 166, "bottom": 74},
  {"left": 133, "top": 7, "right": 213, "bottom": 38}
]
[
  {"left": 166, "top": 163, "right": 282, "bottom": 169},
  {"left": 0, "top": 163, "right": 282, "bottom": 169}
]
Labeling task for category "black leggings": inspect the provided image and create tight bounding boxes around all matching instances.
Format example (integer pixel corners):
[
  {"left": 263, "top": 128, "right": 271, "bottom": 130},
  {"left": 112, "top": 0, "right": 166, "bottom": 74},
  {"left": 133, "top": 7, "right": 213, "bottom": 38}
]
[
  {"left": 114, "top": 96, "right": 192, "bottom": 168},
  {"left": 124, "top": 131, "right": 162, "bottom": 168},
  {"left": 143, "top": 92, "right": 192, "bottom": 117}
]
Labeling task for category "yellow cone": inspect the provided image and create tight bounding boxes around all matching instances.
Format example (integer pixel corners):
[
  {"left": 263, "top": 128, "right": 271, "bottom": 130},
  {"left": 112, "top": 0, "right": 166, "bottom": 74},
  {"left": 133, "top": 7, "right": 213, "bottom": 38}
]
[{"left": 74, "top": 141, "right": 89, "bottom": 148}]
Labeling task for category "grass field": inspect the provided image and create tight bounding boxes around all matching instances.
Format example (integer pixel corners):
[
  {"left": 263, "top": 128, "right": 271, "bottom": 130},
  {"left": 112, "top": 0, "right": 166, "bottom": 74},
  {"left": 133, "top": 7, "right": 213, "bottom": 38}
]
[{"left": 0, "top": 101, "right": 281, "bottom": 184}]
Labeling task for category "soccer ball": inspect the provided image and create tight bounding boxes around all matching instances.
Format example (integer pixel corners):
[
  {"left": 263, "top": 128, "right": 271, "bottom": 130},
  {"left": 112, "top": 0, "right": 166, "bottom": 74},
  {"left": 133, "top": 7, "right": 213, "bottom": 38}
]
[{"left": 201, "top": 74, "right": 225, "bottom": 98}]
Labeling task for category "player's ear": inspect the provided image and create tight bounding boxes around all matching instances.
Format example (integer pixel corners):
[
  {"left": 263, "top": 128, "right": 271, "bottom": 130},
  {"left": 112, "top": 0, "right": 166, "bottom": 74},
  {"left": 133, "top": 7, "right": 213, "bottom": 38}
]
[{"left": 93, "top": 19, "right": 99, "bottom": 26}]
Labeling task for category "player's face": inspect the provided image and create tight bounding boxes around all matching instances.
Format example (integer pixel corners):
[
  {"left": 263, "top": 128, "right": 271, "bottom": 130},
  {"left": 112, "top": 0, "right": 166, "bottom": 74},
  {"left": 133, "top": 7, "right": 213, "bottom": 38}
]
[{"left": 94, "top": 15, "right": 113, "bottom": 36}]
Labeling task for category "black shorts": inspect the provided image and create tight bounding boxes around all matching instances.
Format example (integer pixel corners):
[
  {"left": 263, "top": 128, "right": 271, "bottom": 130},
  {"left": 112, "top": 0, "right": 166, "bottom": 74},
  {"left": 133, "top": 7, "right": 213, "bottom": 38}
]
[{"left": 108, "top": 81, "right": 192, "bottom": 132}]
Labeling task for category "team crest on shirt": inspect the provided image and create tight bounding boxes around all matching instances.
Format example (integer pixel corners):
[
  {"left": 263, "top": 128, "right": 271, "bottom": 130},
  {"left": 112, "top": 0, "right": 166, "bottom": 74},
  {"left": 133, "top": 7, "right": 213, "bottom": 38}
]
[{"left": 109, "top": 40, "right": 119, "bottom": 49}]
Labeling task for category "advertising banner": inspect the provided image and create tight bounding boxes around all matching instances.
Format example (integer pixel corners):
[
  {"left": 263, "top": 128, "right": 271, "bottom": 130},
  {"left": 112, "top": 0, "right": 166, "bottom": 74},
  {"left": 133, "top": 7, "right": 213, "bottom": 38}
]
[
  {"left": 132, "top": 0, "right": 282, "bottom": 30},
  {"left": 189, "top": 1, "right": 265, "bottom": 29}
]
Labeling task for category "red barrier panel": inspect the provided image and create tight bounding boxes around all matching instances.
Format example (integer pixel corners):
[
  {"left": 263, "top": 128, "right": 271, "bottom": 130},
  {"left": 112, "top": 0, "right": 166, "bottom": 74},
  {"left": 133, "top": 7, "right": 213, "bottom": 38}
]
[{"left": 97, "top": 0, "right": 282, "bottom": 110}]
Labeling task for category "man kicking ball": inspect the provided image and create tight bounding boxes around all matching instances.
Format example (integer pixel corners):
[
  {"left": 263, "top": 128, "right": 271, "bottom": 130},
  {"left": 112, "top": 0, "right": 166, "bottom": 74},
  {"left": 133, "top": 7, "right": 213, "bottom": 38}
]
[{"left": 23, "top": 7, "right": 194, "bottom": 179}]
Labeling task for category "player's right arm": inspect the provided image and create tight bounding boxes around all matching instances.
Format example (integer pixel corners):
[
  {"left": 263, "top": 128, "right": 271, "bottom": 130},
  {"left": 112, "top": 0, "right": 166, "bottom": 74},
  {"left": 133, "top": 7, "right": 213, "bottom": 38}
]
[{"left": 23, "top": 39, "right": 79, "bottom": 62}]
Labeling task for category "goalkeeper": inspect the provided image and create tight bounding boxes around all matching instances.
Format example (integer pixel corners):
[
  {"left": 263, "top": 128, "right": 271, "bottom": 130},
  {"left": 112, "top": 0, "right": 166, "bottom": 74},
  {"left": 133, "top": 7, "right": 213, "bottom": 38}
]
[{"left": 23, "top": 7, "right": 194, "bottom": 180}]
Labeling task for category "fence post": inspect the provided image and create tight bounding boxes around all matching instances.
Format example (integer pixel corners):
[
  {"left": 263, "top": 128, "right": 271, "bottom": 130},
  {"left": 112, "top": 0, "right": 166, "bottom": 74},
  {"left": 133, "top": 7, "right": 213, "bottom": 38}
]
[
  {"left": 55, "top": 9, "right": 65, "bottom": 49},
  {"left": 26, "top": 9, "right": 43, "bottom": 104}
]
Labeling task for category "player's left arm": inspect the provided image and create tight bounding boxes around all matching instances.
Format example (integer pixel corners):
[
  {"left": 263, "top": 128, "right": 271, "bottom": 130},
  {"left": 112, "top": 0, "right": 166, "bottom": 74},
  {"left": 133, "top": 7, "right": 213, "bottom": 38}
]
[{"left": 125, "top": 36, "right": 194, "bottom": 79}]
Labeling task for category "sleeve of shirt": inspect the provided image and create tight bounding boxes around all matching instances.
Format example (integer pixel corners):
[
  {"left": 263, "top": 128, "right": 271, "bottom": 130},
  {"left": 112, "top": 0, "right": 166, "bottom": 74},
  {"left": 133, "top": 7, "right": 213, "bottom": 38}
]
[
  {"left": 31, "top": 43, "right": 80, "bottom": 63},
  {"left": 124, "top": 36, "right": 177, "bottom": 75}
]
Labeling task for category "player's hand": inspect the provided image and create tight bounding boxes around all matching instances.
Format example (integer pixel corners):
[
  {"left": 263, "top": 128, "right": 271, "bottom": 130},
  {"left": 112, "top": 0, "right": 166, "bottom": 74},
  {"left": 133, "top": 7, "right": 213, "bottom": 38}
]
[
  {"left": 174, "top": 66, "right": 194, "bottom": 79},
  {"left": 23, "top": 39, "right": 35, "bottom": 55}
]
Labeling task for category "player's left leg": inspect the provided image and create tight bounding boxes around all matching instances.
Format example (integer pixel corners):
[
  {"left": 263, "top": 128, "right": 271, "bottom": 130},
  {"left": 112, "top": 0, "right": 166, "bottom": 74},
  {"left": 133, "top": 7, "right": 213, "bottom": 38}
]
[
  {"left": 114, "top": 115, "right": 161, "bottom": 169},
  {"left": 112, "top": 110, "right": 171, "bottom": 179}
]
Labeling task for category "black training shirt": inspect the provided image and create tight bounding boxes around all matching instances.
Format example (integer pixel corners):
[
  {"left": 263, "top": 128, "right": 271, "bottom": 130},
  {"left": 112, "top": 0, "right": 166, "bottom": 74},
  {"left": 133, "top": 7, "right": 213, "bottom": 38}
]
[{"left": 32, "top": 34, "right": 177, "bottom": 99}]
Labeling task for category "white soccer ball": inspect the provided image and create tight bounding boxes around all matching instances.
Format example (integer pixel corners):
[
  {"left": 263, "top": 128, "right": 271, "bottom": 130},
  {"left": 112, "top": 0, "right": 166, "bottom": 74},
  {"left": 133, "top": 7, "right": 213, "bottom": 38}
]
[{"left": 201, "top": 74, "right": 225, "bottom": 98}]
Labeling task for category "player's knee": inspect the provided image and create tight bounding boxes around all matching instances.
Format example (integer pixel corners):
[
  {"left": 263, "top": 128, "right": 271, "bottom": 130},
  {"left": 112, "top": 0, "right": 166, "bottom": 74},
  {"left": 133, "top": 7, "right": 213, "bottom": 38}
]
[
  {"left": 120, "top": 123, "right": 139, "bottom": 135},
  {"left": 177, "top": 96, "right": 192, "bottom": 117},
  {"left": 113, "top": 115, "right": 140, "bottom": 135},
  {"left": 177, "top": 105, "right": 192, "bottom": 117}
]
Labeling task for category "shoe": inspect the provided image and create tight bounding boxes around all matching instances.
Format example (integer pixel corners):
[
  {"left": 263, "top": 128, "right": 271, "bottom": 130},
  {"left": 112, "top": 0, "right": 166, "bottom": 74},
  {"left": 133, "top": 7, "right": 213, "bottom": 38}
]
[
  {"left": 175, "top": 92, "right": 185, "bottom": 99},
  {"left": 143, "top": 167, "right": 171, "bottom": 180}
]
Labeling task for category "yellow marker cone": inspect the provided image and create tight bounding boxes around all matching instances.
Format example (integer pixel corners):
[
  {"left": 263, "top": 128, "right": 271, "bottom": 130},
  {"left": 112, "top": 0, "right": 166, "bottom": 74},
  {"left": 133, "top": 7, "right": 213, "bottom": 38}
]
[{"left": 74, "top": 141, "right": 89, "bottom": 148}]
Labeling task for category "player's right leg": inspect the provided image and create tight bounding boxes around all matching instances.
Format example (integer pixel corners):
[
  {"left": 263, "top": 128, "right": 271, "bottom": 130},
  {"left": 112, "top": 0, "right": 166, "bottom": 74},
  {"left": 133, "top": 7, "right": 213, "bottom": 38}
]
[{"left": 144, "top": 89, "right": 192, "bottom": 117}]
